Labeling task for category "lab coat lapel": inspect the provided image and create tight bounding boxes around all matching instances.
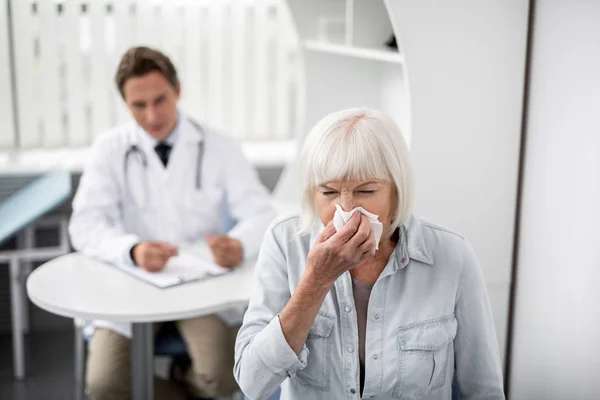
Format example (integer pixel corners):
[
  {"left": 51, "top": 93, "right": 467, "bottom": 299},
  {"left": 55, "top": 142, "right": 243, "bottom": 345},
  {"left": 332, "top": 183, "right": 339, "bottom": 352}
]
[
  {"left": 166, "top": 116, "right": 204, "bottom": 192},
  {"left": 135, "top": 125, "right": 168, "bottom": 181}
]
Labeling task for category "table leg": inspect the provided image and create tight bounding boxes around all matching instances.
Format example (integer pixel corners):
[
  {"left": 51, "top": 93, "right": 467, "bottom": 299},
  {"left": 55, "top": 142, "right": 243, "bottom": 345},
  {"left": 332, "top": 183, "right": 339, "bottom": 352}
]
[
  {"left": 74, "top": 320, "right": 86, "bottom": 400},
  {"left": 132, "top": 322, "right": 154, "bottom": 400},
  {"left": 9, "top": 257, "right": 25, "bottom": 379},
  {"left": 17, "top": 229, "right": 33, "bottom": 335}
]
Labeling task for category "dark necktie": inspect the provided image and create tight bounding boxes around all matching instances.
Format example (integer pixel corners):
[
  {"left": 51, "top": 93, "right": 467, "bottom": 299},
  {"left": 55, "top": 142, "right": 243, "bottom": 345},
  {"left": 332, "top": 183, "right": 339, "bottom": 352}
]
[{"left": 154, "top": 142, "right": 172, "bottom": 167}]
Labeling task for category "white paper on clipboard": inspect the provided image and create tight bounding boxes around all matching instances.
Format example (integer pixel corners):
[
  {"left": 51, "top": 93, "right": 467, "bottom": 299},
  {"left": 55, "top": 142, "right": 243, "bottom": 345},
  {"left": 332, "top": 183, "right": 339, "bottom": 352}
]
[{"left": 112, "top": 251, "right": 230, "bottom": 288}]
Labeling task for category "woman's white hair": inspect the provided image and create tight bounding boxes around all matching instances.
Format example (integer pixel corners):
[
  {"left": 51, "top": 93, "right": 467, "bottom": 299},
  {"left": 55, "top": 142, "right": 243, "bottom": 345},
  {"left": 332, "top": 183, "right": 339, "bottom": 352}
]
[{"left": 298, "top": 107, "right": 414, "bottom": 235}]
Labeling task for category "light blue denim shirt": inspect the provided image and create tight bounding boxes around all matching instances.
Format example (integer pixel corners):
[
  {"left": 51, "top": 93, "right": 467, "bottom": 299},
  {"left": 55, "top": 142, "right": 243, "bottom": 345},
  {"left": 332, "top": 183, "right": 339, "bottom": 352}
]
[{"left": 234, "top": 214, "right": 504, "bottom": 400}]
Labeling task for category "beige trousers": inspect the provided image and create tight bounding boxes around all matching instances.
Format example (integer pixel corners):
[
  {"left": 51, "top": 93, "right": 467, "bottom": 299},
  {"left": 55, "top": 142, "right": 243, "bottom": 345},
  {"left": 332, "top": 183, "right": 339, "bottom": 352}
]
[{"left": 86, "top": 314, "right": 239, "bottom": 400}]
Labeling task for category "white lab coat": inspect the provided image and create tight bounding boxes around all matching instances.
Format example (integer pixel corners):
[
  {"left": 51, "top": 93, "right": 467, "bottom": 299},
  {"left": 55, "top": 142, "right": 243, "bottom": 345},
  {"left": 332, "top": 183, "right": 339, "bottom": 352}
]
[{"left": 69, "top": 114, "right": 276, "bottom": 338}]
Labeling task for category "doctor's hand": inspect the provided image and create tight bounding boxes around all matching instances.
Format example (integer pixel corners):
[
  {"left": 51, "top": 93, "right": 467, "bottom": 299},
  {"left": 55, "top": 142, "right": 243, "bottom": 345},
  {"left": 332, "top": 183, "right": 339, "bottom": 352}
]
[
  {"left": 131, "top": 241, "right": 179, "bottom": 273},
  {"left": 206, "top": 235, "right": 243, "bottom": 269}
]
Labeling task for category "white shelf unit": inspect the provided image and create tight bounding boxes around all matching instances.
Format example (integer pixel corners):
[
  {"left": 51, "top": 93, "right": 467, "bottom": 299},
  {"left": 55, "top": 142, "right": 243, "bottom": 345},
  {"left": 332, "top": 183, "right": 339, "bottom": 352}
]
[
  {"left": 303, "top": 40, "right": 404, "bottom": 64},
  {"left": 285, "top": 0, "right": 410, "bottom": 146},
  {"left": 292, "top": 0, "right": 401, "bottom": 53},
  {"left": 276, "top": 0, "right": 410, "bottom": 207}
]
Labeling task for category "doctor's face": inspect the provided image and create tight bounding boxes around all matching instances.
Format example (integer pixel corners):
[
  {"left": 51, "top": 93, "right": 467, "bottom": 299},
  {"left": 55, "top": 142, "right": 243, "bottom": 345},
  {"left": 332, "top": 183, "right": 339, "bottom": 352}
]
[{"left": 122, "top": 71, "right": 181, "bottom": 141}]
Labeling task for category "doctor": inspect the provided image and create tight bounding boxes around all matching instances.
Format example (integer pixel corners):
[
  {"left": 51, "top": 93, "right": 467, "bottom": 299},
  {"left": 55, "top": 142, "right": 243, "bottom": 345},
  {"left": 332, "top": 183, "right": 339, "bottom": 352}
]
[{"left": 69, "top": 46, "right": 276, "bottom": 400}]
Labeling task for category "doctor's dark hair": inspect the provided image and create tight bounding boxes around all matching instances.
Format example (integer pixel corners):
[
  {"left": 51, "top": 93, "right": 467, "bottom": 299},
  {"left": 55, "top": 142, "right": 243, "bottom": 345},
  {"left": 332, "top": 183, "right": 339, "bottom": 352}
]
[{"left": 115, "top": 46, "right": 179, "bottom": 98}]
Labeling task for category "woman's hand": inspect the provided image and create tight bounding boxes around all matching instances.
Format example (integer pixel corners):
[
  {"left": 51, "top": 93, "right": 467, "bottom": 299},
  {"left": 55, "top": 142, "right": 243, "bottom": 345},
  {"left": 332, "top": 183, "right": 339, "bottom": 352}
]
[
  {"left": 306, "top": 212, "right": 377, "bottom": 289},
  {"left": 280, "top": 213, "right": 377, "bottom": 355}
]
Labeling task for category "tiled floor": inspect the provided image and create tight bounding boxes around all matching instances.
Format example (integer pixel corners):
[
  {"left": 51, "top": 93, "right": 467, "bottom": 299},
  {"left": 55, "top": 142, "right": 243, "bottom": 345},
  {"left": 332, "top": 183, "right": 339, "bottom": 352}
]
[
  {"left": 0, "top": 328, "right": 245, "bottom": 400},
  {"left": 0, "top": 329, "right": 77, "bottom": 400}
]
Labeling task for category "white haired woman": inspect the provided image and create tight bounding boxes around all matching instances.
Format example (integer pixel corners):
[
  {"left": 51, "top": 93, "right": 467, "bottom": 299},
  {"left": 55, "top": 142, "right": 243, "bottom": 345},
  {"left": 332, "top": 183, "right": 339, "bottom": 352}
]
[{"left": 234, "top": 108, "right": 504, "bottom": 400}]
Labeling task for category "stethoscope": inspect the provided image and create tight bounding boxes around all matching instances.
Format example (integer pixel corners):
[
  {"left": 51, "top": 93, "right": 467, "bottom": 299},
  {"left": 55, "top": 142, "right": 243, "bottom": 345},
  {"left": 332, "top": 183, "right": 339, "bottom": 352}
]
[{"left": 123, "top": 120, "right": 205, "bottom": 208}]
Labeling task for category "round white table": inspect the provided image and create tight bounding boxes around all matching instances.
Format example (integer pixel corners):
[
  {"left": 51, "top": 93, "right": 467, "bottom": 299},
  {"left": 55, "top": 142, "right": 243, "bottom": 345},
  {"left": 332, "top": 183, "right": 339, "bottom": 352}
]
[{"left": 26, "top": 251, "right": 256, "bottom": 400}]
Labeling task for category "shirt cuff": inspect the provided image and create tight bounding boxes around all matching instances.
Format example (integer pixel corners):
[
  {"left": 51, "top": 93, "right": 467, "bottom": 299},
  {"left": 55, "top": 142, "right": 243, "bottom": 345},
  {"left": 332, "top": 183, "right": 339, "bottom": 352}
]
[
  {"left": 118, "top": 235, "right": 140, "bottom": 266},
  {"left": 253, "top": 315, "right": 309, "bottom": 377},
  {"left": 227, "top": 229, "right": 255, "bottom": 262}
]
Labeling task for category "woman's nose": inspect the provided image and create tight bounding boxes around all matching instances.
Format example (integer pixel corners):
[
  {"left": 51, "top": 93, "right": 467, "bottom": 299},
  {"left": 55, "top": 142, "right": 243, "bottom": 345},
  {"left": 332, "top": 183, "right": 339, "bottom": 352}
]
[{"left": 338, "top": 195, "right": 356, "bottom": 212}]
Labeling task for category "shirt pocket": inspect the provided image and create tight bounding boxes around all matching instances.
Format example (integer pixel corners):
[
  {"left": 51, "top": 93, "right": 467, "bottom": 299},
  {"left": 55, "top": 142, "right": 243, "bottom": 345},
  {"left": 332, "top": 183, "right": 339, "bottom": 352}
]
[
  {"left": 295, "top": 312, "right": 336, "bottom": 391},
  {"left": 393, "top": 314, "right": 457, "bottom": 399}
]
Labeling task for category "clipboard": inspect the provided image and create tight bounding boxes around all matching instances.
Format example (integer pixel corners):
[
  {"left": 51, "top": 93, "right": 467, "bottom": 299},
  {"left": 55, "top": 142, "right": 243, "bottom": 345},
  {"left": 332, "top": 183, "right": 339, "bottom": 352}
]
[{"left": 111, "top": 251, "right": 230, "bottom": 289}]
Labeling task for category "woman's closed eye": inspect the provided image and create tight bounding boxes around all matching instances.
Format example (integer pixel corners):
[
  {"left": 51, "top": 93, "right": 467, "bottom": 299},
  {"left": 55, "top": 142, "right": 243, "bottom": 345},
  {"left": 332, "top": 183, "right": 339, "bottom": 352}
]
[
  {"left": 322, "top": 191, "right": 339, "bottom": 196},
  {"left": 356, "top": 190, "right": 377, "bottom": 195}
]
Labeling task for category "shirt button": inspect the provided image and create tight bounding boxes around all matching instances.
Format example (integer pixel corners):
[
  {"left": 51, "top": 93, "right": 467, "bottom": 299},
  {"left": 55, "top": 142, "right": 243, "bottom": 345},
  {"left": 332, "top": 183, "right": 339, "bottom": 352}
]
[
  {"left": 347, "top": 346, "right": 354, "bottom": 353},
  {"left": 401, "top": 257, "right": 407, "bottom": 263},
  {"left": 350, "top": 388, "right": 357, "bottom": 394},
  {"left": 372, "top": 354, "right": 379, "bottom": 360},
  {"left": 374, "top": 314, "right": 380, "bottom": 320},
  {"left": 345, "top": 306, "right": 352, "bottom": 313}
]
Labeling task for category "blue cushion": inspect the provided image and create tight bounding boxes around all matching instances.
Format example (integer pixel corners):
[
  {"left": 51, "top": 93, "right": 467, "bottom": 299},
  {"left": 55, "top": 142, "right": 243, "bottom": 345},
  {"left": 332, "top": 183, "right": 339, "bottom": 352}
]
[
  {"left": 154, "top": 329, "right": 188, "bottom": 357},
  {"left": 83, "top": 322, "right": 189, "bottom": 357},
  {"left": 452, "top": 375, "right": 460, "bottom": 400},
  {"left": 219, "top": 192, "right": 237, "bottom": 234},
  {"left": 0, "top": 171, "right": 71, "bottom": 246},
  {"left": 153, "top": 322, "right": 189, "bottom": 357}
]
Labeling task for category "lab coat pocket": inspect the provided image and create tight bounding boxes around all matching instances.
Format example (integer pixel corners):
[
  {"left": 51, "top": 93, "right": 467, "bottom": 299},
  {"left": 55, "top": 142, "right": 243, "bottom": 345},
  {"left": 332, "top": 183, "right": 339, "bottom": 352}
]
[
  {"left": 393, "top": 314, "right": 457, "bottom": 399},
  {"left": 295, "top": 312, "right": 336, "bottom": 391},
  {"left": 181, "top": 187, "right": 225, "bottom": 236},
  {"left": 122, "top": 203, "right": 156, "bottom": 238}
]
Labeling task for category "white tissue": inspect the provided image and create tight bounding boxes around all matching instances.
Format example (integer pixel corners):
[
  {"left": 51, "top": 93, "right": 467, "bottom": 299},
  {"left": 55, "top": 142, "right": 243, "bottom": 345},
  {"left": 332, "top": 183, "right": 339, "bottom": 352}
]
[{"left": 332, "top": 204, "right": 383, "bottom": 249}]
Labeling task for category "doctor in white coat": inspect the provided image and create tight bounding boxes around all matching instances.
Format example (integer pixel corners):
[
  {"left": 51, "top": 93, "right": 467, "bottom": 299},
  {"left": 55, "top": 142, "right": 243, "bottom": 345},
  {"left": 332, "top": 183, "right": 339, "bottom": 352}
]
[{"left": 69, "top": 47, "right": 276, "bottom": 400}]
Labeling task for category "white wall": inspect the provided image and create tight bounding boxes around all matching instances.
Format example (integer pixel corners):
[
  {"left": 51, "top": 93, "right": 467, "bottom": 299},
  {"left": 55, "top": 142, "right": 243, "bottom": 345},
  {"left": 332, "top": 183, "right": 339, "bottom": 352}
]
[
  {"left": 0, "top": 2, "right": 15, "bottom": 148},
  {"left": 509, "top": 1, "right": 600, "bottom": 398},
  {"left": 279, "top": 0, "right": 410, "bottom": 203},
  {"left": 386, "top": 0, "right": 530, "bottom": 367}
]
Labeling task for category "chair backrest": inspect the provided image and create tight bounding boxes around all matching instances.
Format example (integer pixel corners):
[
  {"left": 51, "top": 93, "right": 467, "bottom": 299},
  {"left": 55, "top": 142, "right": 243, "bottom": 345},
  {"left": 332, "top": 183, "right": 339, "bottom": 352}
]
[
  {"left": 452, "top": 375, "right": 460, "bottom": 400},
  {"left": 0, "top": 171, "right": 72, "bottom": 246},
  {"left": 220, "top": 190, "right": 238, "bottom": 234},
  {"left": 272, "top": 160, "right": 299, "bottom": 204}
]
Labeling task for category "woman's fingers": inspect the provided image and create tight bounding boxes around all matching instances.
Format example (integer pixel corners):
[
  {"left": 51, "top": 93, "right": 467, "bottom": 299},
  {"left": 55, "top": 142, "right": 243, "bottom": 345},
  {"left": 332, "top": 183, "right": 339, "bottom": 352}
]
[
  {"left": 331, "top": 212, "right": 361, "bottom": 245},
  {"left": 316, "top": 221, "right": 336, "bottom": 243},
  {"left": 308, "top": 213, "right": 378, "bottom": 281},
  {"left": 347, "top": 215, "right": 372, "bottom": 248},
  {"left": 357, "top": 229, "right": 377, "bottom": 261},
  {"left": 327, "top": 214, "right": 375, "bottom": 263}
]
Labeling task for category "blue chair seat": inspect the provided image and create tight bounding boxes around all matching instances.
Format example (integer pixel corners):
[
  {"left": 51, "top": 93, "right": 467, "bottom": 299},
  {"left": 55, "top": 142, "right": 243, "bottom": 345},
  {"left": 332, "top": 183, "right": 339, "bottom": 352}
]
[
  {"left": 154, "top": 322, "right": 189, "bottom": 357},
  {"left": 82, "top": 321, "right": 188, "bottom": 357}
]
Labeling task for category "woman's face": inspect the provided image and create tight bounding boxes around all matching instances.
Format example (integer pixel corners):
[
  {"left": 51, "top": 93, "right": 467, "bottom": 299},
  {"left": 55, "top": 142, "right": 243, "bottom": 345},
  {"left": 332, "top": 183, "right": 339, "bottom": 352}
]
[{"left": 314, "top": 179, "right": 396, "bottom": 239}]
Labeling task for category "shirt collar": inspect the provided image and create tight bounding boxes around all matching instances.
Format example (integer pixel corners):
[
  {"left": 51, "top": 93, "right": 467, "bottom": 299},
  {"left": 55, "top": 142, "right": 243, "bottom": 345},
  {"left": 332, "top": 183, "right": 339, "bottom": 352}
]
[
  {"left": 401, "top": 214, "right": 434, "bottom": 266},
  {"left": 141, "top": 111, "right": 181, "bottom": 147},
  {"left": 377, "top": 214, "right": 434, "bottom": 280}
]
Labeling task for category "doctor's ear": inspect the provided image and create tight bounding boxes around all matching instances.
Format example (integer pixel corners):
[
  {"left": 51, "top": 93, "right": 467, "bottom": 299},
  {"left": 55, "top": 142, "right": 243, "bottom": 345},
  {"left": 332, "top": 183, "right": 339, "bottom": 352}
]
[{"left": 174, "top": 83, "right": 181, "bottom": 100}]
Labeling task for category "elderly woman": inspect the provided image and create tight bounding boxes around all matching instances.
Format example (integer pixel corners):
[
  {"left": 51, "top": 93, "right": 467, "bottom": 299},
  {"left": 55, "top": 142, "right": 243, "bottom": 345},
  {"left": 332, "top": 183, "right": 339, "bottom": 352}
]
[{"left": 234, "top": 108, "right": 504, "bottom": 400}]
